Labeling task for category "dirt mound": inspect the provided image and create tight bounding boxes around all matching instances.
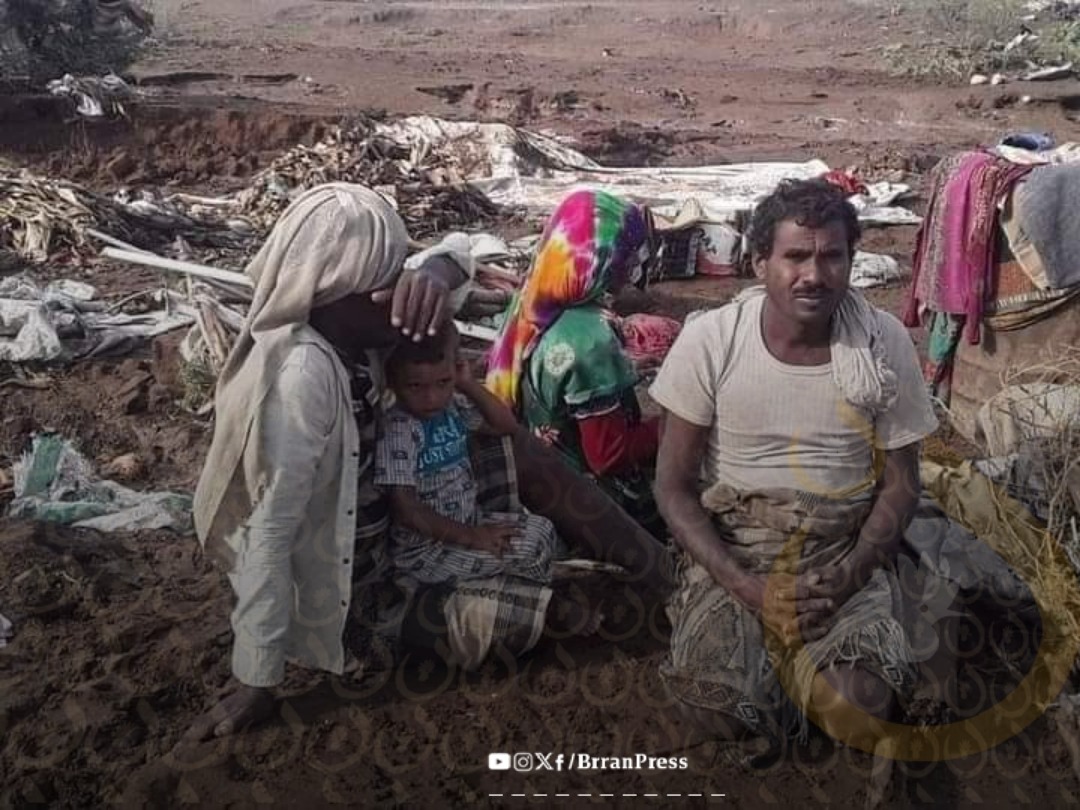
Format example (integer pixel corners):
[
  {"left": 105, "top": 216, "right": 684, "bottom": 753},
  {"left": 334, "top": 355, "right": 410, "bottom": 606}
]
[
  {"left": 577, "top": 124, "right": 676, "bottom": 167},
  {"left": 0, "top": 520, "right": 231, "bottom": 807},
  {"left": 0, "top": 335, "right": 207, "bottom": 491},
  {"left": 0, "top": 96, "right": 335, "bottom": 190}
]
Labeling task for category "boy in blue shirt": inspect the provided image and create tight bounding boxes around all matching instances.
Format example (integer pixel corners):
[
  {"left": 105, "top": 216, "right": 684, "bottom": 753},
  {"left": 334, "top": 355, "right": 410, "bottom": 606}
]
[{"left": 376, "top": 325, "right": 559, "bottom": 589}]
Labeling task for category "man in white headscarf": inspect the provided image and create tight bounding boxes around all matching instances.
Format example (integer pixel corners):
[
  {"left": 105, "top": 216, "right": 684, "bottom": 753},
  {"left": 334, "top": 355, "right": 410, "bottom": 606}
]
[{"left": 187, "top": 183, "right": 673, "bottom": 739}]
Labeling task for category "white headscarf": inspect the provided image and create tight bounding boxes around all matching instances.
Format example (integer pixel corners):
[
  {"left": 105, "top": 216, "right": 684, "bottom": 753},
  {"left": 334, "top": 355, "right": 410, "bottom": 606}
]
[{"left": 193, "top": 183, "right": 409, "bottom": 546}]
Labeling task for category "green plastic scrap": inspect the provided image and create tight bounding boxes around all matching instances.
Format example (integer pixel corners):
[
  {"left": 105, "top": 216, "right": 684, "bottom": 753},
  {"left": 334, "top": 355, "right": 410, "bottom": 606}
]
[
  {"left": 10, "top": 433, "right": 194, "bottom": 533},
  {"left": 17, "top": 432, "right": 65, "bottom": 499}
]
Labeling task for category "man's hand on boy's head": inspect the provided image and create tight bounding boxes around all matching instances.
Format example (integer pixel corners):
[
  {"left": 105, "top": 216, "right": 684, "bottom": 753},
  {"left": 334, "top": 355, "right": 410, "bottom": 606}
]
[{"left": 371, "top": 254, "right": 464, "bottom": 341}]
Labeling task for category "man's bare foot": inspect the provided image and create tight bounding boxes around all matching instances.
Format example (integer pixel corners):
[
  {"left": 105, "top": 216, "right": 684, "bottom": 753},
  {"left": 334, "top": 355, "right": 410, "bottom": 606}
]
[
  {"left": 183, "top": 685, "right": 275, "bottom": 742},
  {"left": 547, "top": 597, "right": 605, "bottom": 637}
]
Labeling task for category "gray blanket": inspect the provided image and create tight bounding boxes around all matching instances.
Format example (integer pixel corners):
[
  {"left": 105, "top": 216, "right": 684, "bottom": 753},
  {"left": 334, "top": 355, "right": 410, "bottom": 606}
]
[{"left": 1014, "top": 163, "right": 1080, "bottom": 289}]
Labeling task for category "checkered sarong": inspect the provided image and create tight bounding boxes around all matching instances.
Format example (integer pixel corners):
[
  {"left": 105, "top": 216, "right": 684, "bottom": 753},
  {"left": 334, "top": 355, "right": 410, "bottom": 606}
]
[
  {"left": 378, "top": 406, "right": 557, "bottom": 587},
  {"left": 392, "top": 509, "right": 556, "bottom": 586},
  {"left": 346, "top": 432, "right": 552, "bottom": 671},
  {"left": 662, "top": 485, "right": 916, "bottom": 741},
  {"left": 469, "top": 431, "right": 520, "bottom": 512}
]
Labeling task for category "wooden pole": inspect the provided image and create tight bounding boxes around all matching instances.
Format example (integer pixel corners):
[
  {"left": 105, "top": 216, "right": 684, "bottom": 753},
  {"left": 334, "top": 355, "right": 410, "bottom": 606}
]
[
  {"left": 100, "top": 247, "right": 254, "bottom": 288},
  {"left": 100, "top": 246, "right": 497, "bottom": 342}
]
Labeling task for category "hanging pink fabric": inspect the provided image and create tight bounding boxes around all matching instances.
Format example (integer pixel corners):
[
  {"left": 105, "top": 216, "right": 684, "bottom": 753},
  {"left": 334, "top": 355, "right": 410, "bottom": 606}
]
[{"left": 904, "top": 150, "right": 1032, "bottom": 344}]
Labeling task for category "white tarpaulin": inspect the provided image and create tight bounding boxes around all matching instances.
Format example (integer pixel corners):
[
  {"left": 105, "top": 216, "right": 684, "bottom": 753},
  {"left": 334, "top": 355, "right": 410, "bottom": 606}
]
[
  {"left": 975, "top": 382, "right": 1080, "bottom": 457},
  {"left": 851, "top": 252, "right": 908, "bottom": 288},
  {"left": 0, "top": 275, "right": 196, "bottom": 363},
  {"left": 375, "top": 116, "right": 921, "bottom": 226}
]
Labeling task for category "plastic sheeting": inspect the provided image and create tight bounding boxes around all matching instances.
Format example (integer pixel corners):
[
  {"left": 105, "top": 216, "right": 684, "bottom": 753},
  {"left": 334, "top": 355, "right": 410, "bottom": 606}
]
[
  {"left": 976, "top": 382, "right": 1080, "bottom": 457},
  {"left": 0, "top": 275, "right": 195, "bottom": 362},
  {"left": 376, "top": 116, "right": 921, "bottom": 226},
  {"left": 10, "top": 434, "right": 193, "bottom": 534},
  {"left": 851, "top": 252, "right": 908, "bottom": 289}
]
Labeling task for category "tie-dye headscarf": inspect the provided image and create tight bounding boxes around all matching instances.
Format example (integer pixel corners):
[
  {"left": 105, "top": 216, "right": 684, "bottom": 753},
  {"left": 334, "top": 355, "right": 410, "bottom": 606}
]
[{"left": 485, "top": 189, "right": 650, "bottom": 409}]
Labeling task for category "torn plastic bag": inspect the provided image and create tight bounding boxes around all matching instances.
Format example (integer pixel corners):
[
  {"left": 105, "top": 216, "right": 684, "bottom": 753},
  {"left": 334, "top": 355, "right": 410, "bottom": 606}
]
[{"left": 10, "top": 434, "right": 193, "bottom": 534}]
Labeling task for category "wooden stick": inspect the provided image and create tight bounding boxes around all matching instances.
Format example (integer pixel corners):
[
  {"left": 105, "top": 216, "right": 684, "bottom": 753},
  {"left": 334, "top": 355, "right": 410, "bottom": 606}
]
[
  {"left": 196, "top": 279, "right": 255, "bottom": 304},
  {"left": 86, "top": 228, "right": 153, "bottom": 254},
  {"left": 199, "top": 296, "right": 245, "bottom": 332},
  {"left": 197, "top": 301, "right": 231, "bottom": 372},
  {"left": 101, "top": 246, "right": 254, "bottom": 288},
  {"left": 166, "top": 193, "right": 235, "bottom": 208},
  {"left": 101, "top": 246, "right": 254, "bottom": 302},
  {"left": 475, "top": 262, "right": 521, "bottom": 284},
  {"left": 102, "top": 245, "right": 497, "bottom": 342}
]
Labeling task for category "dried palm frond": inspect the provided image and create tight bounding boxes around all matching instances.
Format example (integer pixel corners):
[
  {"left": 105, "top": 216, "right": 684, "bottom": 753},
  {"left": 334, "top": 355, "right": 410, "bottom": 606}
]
[
  {"left": 0, "top": 169, "right": 249, "bottom": 262},
  {"left": 236, "top": 118, "right": 504, "bottom": 239},
  {"left": 993, "top": 346, "right": 1080, "bottom": 542}
]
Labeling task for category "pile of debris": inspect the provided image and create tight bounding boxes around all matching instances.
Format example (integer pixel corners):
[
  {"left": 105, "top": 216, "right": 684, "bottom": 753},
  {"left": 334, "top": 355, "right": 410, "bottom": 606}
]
[
  {"left": 0, "top": 170, "right": 251, "bottom": 262},
  {"left": 1, "top": 112, "right": 923, "bottom": 275},
  {"left": 0, "top": 273, "right": 195, "bottom": 364},
  {"left": 0, "top": 112, "right": 926, "bottom": 399},
  {"left": 236, "top": 118, "right": 506, "bottom": 240},
  {"left": 0, "top": 117, "right": 519, "bottom": 266},
  {"left": 974, "top": 349, "right": 1080, "bottom": 544}
]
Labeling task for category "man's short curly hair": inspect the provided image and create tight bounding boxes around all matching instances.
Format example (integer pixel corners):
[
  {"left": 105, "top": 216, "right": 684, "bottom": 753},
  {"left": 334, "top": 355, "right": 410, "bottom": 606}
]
[{"left": 747, "top": 178, "right": 861, "bottom": 260}]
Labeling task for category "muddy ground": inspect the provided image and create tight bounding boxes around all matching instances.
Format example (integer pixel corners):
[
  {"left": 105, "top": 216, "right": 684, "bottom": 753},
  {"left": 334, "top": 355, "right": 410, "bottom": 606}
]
[{"left": 3, "top": 0, "right": 1080, "bottom": 807}]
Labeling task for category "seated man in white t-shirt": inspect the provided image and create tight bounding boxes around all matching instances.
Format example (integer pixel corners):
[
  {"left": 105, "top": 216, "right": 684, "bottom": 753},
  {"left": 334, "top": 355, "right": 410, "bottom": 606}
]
[{"left": 650, "top": 178, "right": 939, "bottom": 756}]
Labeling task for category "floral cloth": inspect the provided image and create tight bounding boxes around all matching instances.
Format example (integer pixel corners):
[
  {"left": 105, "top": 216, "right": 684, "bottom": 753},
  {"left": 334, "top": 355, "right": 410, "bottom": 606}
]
[{"left": 486, "top": 188, "right": 649, "bottom": 409}]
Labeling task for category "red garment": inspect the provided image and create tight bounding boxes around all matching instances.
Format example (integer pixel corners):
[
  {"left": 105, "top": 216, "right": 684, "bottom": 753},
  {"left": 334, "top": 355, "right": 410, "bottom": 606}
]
[
  {"left": 578, "top": 412, "right": 660, "bottom": 477},
  {"left": 821, "top": 170, "right": 869, "bottom": 197},
  {"left": 618, "top": 314, "right": 682, "bottom": 367}
]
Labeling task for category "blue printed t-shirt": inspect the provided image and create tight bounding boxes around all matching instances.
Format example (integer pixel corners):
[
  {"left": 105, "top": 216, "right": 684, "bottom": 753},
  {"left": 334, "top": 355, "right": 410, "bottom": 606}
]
[{"left": 374, "top": 395, "right": 485, "bottom": 531}]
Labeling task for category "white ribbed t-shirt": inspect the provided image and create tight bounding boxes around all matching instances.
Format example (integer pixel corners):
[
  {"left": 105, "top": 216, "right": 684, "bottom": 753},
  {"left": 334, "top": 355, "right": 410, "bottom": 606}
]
[{"left": 649, "top": 295, "right": 938, "bottom": 496}]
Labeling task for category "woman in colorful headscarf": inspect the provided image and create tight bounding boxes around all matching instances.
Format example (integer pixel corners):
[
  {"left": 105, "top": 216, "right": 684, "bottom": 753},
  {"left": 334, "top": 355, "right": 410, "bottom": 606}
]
[{"left": 486, "top": 189, "right": 665, "bottom": 533}]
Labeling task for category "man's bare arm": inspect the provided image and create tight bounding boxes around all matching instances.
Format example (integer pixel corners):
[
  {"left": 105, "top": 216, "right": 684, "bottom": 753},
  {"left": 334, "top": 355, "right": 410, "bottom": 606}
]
[
  {"left": 850, "top": 442, "right": 921, "bottom": 579},
  {"left": 805, "top": 442, "right": 922, "bottom": 605},
  {"left": 654, "top": 412, "right": 764, "bottom": 610}
]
